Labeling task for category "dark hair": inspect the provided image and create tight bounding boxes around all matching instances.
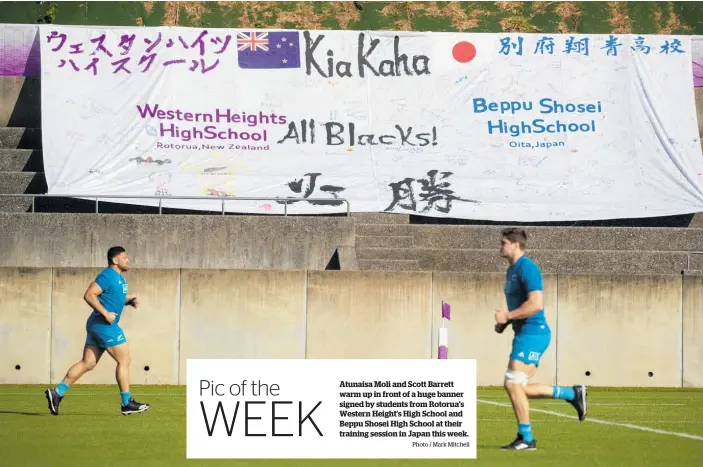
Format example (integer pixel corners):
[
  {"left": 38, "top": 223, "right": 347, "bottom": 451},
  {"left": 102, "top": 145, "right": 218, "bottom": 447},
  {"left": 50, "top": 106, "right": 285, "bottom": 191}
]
[
  {"left": 501, "top": 228, "right": 527, "bottom": 249},
  {"left": 107, "top": 246, "right": 126, "bottom": 265}
]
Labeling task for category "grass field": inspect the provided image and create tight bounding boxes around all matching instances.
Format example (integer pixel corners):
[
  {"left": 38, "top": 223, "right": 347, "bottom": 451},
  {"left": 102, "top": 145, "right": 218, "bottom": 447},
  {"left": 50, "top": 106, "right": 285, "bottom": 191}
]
[{"left": 1, "top": 385, "right": 702, "bottom": 466}]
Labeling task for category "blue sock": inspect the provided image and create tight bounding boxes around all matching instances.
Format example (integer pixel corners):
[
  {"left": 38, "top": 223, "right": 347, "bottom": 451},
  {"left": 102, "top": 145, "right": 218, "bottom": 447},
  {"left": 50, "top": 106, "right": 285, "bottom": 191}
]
[
  {"left": 121, "top": 391, "right": 131, "bottom": 406},
  {"left": 55, "top": 382, "right": 70, "bottom": 397},
  {"left": 518, "top": 423, "right": 533, "bottom": 442},
  {"left": 552, "top": 386, "right": 576, "bottom": 401}
]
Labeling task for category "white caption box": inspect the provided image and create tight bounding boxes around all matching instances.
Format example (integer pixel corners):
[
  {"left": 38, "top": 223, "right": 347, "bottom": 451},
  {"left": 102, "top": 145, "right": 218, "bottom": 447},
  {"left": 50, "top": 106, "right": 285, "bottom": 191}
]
[{"left": 186, "top": 359, "right": 477, "bottom": 459}]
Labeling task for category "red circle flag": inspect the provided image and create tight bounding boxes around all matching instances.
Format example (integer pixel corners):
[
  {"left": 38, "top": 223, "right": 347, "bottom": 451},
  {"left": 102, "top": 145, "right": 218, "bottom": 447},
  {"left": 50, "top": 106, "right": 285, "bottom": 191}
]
[{"left": 452, "top": 41, "right": 476, "bottom": 63}]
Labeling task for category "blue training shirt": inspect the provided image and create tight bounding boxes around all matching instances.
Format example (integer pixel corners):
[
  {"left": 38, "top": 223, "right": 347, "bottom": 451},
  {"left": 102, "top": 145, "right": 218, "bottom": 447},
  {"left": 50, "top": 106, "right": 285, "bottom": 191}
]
[
  {"left": 504, "top": 255, "right": 550, "bottom": 335},
  {"left": 86, "top": 267, "right": 128, "bottom": 326}
]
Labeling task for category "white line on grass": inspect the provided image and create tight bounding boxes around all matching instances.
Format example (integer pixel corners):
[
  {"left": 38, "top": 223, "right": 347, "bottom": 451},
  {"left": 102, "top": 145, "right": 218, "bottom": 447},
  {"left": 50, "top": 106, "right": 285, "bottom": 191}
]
[
  {"left": 478, "top": 399, "right": 703, "bottom": 442},
  {"left": 530, "top": 402, "right": 686, "bottom": 407},
  {"left": 477, "top": 418, "right": 703, "bottom": 424}
]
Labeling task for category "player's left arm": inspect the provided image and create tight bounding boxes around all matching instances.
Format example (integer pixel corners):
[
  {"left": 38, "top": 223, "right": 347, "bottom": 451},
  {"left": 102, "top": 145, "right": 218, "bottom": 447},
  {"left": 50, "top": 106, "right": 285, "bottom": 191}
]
[
  {"left": 126, "top": 295, "right": 140, "bottom": 308},
  {"left": 507, "top": 262, "right": 544, "bottom": 320}
]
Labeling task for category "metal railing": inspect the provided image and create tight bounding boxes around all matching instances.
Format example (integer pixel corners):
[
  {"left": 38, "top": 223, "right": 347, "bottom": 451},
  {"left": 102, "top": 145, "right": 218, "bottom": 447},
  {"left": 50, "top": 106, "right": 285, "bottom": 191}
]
[{"left": 0, "top": 194, "right": 351, "bottom": 216}]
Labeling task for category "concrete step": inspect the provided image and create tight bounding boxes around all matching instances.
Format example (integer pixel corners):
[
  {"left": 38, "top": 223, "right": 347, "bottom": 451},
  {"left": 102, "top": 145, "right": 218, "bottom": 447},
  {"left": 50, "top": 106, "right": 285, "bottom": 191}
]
[
  {"left": 0, "top": 197, "right": 33, "bottom": 212},
  {"left": 0, "top": 127, "right": 41, "bottom": 149},
  {"left": 358, "top": 259, "right": 419, "bottom": 271},
  {"left": 412, "top": 225, "right": 703, "bottom": 252},
  {"left": 408, "top": 248, "right": 689, "bottom": 274},
  {"left": 355, "top": 224, "right": 413, "bottom": 237},
  {"left": 690, "top": 214, "right": 703, "bottom": 228},
  {"left": 355, "top": 236, "right": 413, "bottom": 249},
  {"left": 0, "top": 172, "right": 46, "bottom": 212},
  {"left": 357, "top": 248, "right": 418, "bottom": 260},
  {"left": 351, "top": 213, "right": 409, "bottom": 224},
  {"left": 356, "top": 247, "right": 690, "bottom": 274},
  {"left": 0, "top": 149, "right": 43, "bottom": 171},
  {"left": 688, "top": 252, "right": 703, "bottom": 270},
  {"left": 0, "top": 172, "right": 46, "bottom": 194},
  {"left": 683, "top": 269, "right": 703, "bottom": 276}
]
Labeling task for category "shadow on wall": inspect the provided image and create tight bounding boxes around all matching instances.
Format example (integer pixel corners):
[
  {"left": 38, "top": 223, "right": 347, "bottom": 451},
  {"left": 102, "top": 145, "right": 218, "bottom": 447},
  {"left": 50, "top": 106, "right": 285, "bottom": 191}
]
[
  {"left": 408, "top": 213, "right": 697, "bottom": 228},
  {"left": 6, "top": 76, "right": 40, "bottom": 128},
  {"left": 325, "top": 249, "right": 341, "bottom": 270}
]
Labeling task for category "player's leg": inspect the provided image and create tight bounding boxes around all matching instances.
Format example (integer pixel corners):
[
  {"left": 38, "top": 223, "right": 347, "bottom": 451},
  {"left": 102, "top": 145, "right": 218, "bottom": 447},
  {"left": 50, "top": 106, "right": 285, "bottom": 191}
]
[
  {"left": 524, "top": 381, "right": 586, "bottom": 407},
  {"left": 44, "top": 343, "right": 104, "bottom": 415},
  {"left": 519, "top": 333, "right": 588, "bottom": 420},
  {"left": 105, "top": 342, "right": 132, "bottom": 404},
  {"left": 524, "top": 382, "right": 587, "bottom": 420},
  {"left": 501, "top": 358, "right": 537, "bottom": 450},
  {"left": 60, "top": 344, "right": 105, "bottom": 386},
  {"left": 103, "top": 331, "right": 150, "bottom": 415}
]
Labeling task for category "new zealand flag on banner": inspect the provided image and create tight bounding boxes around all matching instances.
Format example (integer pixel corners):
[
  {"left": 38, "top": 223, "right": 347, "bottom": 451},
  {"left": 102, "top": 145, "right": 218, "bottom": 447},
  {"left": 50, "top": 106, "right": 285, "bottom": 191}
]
[{"left": 237, "top": 31, "right": 301, "bottom": 69}]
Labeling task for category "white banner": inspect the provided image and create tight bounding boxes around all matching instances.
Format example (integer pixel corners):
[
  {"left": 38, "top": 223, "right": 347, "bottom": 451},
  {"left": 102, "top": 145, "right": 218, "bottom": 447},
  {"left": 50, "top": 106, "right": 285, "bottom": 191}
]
[
  {"left": 38, "top": 25, "right": 703, "bottom": 221},
  {"left": 186, "top": 359, "right": 477, "bottom": 459}
]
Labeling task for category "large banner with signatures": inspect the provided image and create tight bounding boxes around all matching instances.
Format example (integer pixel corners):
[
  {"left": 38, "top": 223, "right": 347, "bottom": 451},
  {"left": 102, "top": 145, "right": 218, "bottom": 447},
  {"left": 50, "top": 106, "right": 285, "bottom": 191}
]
[{"left": 32, "top": 24, "right": 703, "bottom": 220}]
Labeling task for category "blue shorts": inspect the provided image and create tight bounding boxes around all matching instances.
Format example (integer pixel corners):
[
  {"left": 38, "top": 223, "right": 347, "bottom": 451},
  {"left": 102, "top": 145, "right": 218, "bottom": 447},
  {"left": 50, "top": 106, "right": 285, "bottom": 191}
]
[
  {"left": 510, "top": 332, "right": 551, "bottom": 367},
  {"left": 85, "top": 323, "right": 127, "bottom": 349}
]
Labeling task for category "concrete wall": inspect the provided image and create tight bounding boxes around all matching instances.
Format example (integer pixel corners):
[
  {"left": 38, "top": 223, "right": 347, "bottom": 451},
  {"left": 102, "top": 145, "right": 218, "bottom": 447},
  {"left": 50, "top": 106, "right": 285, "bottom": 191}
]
[
  {"left": 306, "top": 271, "right": 433, "bottom": 359},
  {"left": 7, "top": 211, "right": 703, "bottom": 274},
  {"left": 179, "top": 269, "right": 307, "bottom": 383},
  {"left": 683, "top": 274, "right": 703, "bottom": 387},
  {"left": 1, "top": 268, "right": 700, "bottom": 387},
  {"left": 0, "top": 267, "right": 51, "bottom": 383},
  {"left": 556, "top": 275, "right": 683, "bottom": 387},
  {"left": 0, "top": 213, "right": 355, "bottom": 270}
]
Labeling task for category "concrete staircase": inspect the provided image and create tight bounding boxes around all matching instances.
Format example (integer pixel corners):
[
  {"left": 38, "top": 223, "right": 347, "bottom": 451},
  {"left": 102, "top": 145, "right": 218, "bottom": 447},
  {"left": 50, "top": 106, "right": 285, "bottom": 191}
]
[
  {"left": 351, "top": 216, "right": 703, "bottom": 274},
  {"left": 353, "top": 213, "right": 418, "bottom": 271},
  {"left": 0, "top": 127, "right": 45, "bottom": 212}
]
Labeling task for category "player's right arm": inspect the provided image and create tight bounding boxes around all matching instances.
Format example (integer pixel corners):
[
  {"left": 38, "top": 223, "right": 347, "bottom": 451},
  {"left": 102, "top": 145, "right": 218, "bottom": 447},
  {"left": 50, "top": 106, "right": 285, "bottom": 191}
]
[{"left": 84, "top": 282, "right": 117, "bottom": 324}]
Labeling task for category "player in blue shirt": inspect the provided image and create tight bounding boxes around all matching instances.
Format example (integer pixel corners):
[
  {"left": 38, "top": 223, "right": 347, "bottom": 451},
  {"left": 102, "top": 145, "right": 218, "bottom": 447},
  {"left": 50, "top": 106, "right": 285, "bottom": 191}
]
[
  {"left": 494, "top": 228, "right": 586, "bottom": 451},
  {"left": 45, "top": 246, "right": 150, "bottom": 416}
]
